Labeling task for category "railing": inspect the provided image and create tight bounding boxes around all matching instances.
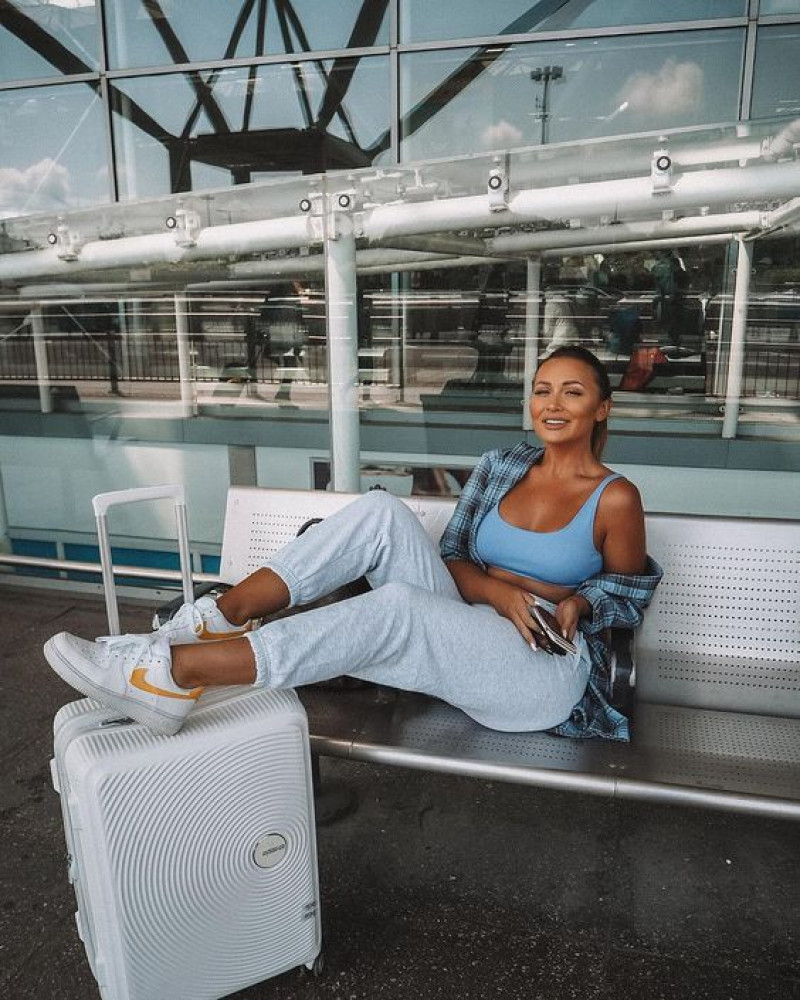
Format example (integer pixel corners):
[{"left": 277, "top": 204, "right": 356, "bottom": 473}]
[{"left": 1, "top": 330, "right": 799, "bottom": 399}]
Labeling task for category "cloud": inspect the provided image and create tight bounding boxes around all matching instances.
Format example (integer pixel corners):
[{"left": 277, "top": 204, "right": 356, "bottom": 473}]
[
  {"left": 482, "top": 119, "right": 523, "bottom": 150},
  {"left": 0, "top": 159, "right": 71, "bottom": 220},
  {"left": 617, "top": 59, "right": 704, "bottom": 118}
]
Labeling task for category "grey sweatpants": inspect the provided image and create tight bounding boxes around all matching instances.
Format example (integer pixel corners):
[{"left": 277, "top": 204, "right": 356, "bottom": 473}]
[{"left": 246, "top": 489, "right": 590, "bottom": 732}]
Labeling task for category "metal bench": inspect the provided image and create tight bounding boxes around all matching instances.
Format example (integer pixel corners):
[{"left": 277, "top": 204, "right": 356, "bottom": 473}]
[{"left": 218, "top": 488, "right": 800, "bottom": 821}]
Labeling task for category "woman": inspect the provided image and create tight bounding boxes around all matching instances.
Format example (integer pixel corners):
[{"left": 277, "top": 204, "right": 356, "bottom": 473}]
[{"left": 44, "top": 347, "right": 662, "bottom": 742}]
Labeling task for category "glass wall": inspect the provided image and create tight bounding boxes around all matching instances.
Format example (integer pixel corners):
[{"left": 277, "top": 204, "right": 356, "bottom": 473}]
[
  {"left": 1, "top": 2, "right": 800, "bottom": 583},
  {"left": 400, "top": 0, "right": 747, "bottom": 44},
  {"left": 0, "top": 83, "right": 109, "bottom": 217},
  {"left": 105, "top": 0, "right": 389, "bottom": 69},
  {"left": 0, "top": 0, "right": 99, "bottom": 84},
  {"left": 400, "top": 30, "right": 743, "bottom": 160},
  {"left": 111, "top": 56, "right": 391, "bottom": 198},
  {"left": 751, "top": 24, "right": 800, "bottom": 120}
]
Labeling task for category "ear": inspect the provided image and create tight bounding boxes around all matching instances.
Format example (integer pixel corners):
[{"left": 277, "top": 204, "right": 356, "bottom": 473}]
[{"left": 595, "top": 397, "right": 612, "bottom": 422}]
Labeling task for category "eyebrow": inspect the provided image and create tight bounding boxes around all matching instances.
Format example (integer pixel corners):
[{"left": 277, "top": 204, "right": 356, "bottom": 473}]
[{"left": 533, "top": 379, "right": 586, "bottom": 387}]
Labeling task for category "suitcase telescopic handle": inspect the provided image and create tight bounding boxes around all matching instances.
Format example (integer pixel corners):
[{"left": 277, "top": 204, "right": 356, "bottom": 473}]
[{"left": 92, "top": 485, "right": 194, "bottom": 636}]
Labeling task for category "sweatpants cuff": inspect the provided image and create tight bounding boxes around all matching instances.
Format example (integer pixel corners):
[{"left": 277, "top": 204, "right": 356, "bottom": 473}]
[
  {"left": 264, "top": 558, "right": 304, "bottom": 606},
  {"left": 246, "top": 629, "right": 271, "bottom": 688}
]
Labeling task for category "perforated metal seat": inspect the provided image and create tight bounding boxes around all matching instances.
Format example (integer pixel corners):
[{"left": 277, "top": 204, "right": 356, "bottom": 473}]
[{"left": 221, "top": 488, "right": 800, "bottom": 820}]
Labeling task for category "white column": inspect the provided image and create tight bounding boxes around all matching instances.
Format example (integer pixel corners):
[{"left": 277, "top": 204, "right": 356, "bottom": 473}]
[
  {"left": 324, "top": 211, "right": 361, "bottom": 492},
  {"left": 0, "top": 464, "right": 10, "bottom": 554},
  {"left": 30, "top": 307, "right": 52, "bottom": 414},
  {"left": 174, "top": 294, "right": 195, "bottom": 419},
  {"left": 522, "top": 256, "right": 542, "bottom": 432},
  {"left": 389, "top": 270, "right": 402, "bottom": 397},
  {"left": 722, "top": 238, "right": 753, "bottom": 440}
]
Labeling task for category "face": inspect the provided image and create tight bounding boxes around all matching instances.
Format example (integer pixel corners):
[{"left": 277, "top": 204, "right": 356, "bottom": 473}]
[{"left": 530, "top": 356, "right": 611, "bottom": 447}]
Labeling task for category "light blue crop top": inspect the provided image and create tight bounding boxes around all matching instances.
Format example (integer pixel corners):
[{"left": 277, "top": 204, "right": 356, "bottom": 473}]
[{"left": 474, "top": 473, "right": 622, "bottom": 587}]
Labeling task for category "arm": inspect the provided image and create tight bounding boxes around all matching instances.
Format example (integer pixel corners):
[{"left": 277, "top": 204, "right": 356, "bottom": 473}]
[
  {"left": 446, "top": 560, "right": 544, "bottom": 647},
  {"left": 441, "top": 449, "right": 549, "bottom": 647},
  {"left": 439, "top": 450, "right": 495, "bottom": 563},
  {"left": 555, "top": 479, "right": 648, "bottom": 639}
]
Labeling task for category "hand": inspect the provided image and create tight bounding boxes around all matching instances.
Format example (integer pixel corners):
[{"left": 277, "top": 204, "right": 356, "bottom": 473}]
[
  {"left": 488, "top": 581, "right": 550, "bottom": 649},
  {"left": 554, "top": 595, "right": 591, "bottom": 641}
]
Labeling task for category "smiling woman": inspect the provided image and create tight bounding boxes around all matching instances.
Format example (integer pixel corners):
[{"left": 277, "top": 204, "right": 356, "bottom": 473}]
[{"left": 43, "top": 345, "right": 662, "bottom": 743}]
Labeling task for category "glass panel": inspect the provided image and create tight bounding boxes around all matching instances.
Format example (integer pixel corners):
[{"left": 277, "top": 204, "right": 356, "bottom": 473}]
[
  {"left": 356, "top": 245, "right": 727, "bottom": 431},
  {"left": 0, "top": 83, "right": 108, "bottom": 218},
  {"left": 105, "top": 0, "right": 389, "bottom": 70},
  {"left": 0, "top": 0, "right": 99, "bottom": 83},
  {"left": 742, "top": 239, "right": 800, "bottom": 400},
  {"left": 751, "top": 25, "right": 800, "bottom": 120},
  {"left": 759, "top": 0, "right": 800, "bottom": 13},
  {"left": 111, "top": 56, "right": 390, "bottom": 200},
  {"left": 400, "top": 30, "right": 744, "bottom": 161},
  {"left": 400, "top": 0, "right": 746, "bottom": 44}
]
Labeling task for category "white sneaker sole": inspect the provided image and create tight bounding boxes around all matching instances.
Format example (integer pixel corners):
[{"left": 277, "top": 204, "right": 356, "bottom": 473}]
[{"left": 44, "top": 634, "right": 185, "bottom": 737}]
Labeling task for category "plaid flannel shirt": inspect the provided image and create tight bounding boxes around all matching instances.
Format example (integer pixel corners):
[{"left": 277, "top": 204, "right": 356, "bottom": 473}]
[{"left": 439, "top": 442, "right": 663, "bottom": 742}]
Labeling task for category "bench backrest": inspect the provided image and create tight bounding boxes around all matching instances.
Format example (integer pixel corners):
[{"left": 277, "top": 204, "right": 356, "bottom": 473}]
[
  {"left": 220, "top": 489, "right": 800, "bottom": 719},
  {"left": 219, "top": 488, "right": 454, "bottom": 583},
  {"left": 635, "top": 514, "right": 800, "bottom": 718}
]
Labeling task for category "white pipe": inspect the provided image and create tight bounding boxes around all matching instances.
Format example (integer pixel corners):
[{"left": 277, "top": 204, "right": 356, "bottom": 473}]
[
  {"left": 507, "top": 138, "right": 766, "bottom": 192},
  {"left": 722, "top": 238, "right": 753, "bottom": 440},
  {"left": 522, "top": 257, "right": 541, "bottom": 433},
  {"left": 325, "top": 214, "right": 361, "bottom": 493},
  {"left": 761, "top": 118, "right": 800, "bottom": 162},
  {"left": 540, "top": 234, "right": 735, "bottom": 257},
  {"left": 229, "top": 248, "right": 456, "bottom": 280},
  {"left": 0, "top": 215, "right": 312, "bottom": 282},
  {"left": 488, "top": 214, "right": 761, "bottom": 254},
  {"left": 357, "top": 255, "right": 493, "bottom": 275},
  {"left": 362, "top": 161, "right": 800, "bottom": 242},
  {"left": 29, "top": 307, "right": 53, "bottom": 414},
  {"left": 2, "top": 162, "right": 799, "bottom": 285},
  {"left": 174, "top": 294, "right": 195, "bottom": 419},
  {"left": 757, "top": 196, "right": 800, "bottom": 237}
]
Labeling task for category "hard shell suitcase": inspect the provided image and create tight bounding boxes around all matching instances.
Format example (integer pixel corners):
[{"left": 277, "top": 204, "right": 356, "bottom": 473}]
[{"left": 50, "top": 486, "right": 322, "bottom": 1000}]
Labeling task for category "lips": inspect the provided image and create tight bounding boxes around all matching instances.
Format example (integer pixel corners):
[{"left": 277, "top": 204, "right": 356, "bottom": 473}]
[{"left": 543, "top": 418, "right": 568, "bottom": 427}]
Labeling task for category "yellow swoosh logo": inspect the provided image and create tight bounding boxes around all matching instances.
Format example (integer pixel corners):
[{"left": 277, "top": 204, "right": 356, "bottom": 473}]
[
  {"left": 130, "top": 667, "right": 203, "bottom": 701},
  {"left": 196, "top": 622, "right": 252, "bottom": 642}
]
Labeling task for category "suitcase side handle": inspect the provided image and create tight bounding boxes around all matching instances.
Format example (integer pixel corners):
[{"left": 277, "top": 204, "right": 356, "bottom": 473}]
[{"left": 92, "top": 485, "right": 194, "bottom": 635}]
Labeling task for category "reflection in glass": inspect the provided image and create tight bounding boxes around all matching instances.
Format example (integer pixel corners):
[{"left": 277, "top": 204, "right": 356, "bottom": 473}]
[
  {"left": 0, "top": 0, "right": 99, "bottom": 84},
  {"left": 759, "top": 0, "right": 800, "bottom": 13},
  {"left": 111, "top": 56, "right": 390, "bottom": 199},
  {"left": 353, "top": 245, "right": 729, "bottom": 417},
  {"left": 751, "top": 26, "right": 800, "bottom": 121},
  {"left": 400, "top": 0, "right": 746, "bottom": 44},
  {"left": 741, "top": 238, "right": 800, "bottom": 399},
  {"left": 400, "top": 30, "right": 743, "bottom": 161},
  {"left": 0, "top": 83, "right": 108, "bottom": 218},
  {"left": 105, "top": 0, "right": 389, "bottom": 70},
  {"left": 0, "top": 281, "right": 329, "bottom": 414}
]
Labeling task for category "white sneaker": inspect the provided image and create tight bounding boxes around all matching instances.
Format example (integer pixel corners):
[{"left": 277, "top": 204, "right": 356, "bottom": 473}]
[
  {"left": 44, "top": 632, "right": 202, "bottom": 736},
  {"left": 154, "top": 594, "right": 255, "bottom": 645}
]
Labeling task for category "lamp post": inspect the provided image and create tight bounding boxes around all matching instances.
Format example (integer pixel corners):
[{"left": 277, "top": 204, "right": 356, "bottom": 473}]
[{"left": 530, "top": 64, "right": 563, "bottom": 145}]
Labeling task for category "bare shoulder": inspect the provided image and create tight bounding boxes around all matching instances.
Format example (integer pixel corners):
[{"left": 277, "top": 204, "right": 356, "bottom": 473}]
[
  {"left": 596, "top": 476, "right": 647, "bottom": 573},
  {"left": 601, "top": 476, "right": 644, "bottom": 517}
]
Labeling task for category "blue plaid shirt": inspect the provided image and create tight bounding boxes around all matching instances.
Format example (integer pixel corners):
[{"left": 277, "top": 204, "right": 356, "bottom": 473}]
[{"left": 440, "top": 442, "right": 663, "bottom": 742}]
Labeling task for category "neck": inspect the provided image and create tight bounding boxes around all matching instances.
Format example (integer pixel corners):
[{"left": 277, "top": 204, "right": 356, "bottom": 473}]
[{"left": 538, "top": 441, "right": 602, "bottom": 478}]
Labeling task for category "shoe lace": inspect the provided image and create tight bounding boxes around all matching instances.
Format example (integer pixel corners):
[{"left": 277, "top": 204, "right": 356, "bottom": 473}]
[
  {"left": 161, "top": 602, "right": 204, "bottom": 636},
  {"left": 97, "top": 632, "right": 161, "bottom": 662}
]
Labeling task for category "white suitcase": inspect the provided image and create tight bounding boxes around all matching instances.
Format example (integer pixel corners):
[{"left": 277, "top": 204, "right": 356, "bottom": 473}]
[{"left": 50, "top": 486, "right": 322, "bottom": 1000}]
